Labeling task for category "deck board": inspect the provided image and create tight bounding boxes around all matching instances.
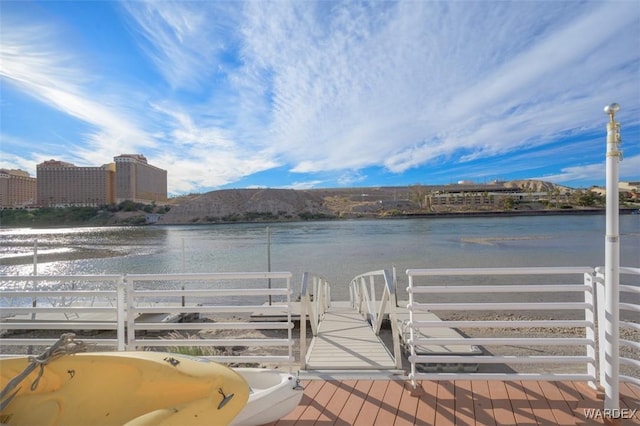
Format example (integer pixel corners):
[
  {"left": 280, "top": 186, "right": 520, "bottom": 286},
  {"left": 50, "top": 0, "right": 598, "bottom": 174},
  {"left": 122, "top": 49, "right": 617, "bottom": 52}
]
[
  {"left": 414, "top": 380, "right": 438, "bottom": 426},
  {"left": 320, "top": 381, "right": 352, "bottom": 424},
  {"left": 504, "top": 381, "right": 536, "bottom": 425},
  {"left": 271, "top": 380, "right": 640, "bottom": 425},
  {"left": 538, "top": 380, "right": 578, "bottom": 425},
  {"left": 522, "top": 380, "right": 560, "bottom": 424},
  {"left": 434, "top": 380, "right": 456, "bottom": 425},
  {"left": 469, "top": 379, "right": 496, "bottom": 426},
  {"left": 352, "top": 380, "right": 388, "bottom": 426},
  {"left": 376, "top": 379, "right": 403, "bottom": 425},
  {"left": 395, "top": 381, "right": 420, "bottom": 426},
  {"left": 488, "top": 380, "right": 517, "bottom": 425},
  {"left": 453, "top": 380, "right": 476, "bottom": 425},
  {"left": 339, "top": 380, "right": 372, "bottom": 425}
]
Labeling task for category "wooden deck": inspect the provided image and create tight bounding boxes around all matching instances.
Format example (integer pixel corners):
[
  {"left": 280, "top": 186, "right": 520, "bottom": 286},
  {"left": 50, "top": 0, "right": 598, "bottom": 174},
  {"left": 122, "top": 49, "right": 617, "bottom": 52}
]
[
  {"left": 270, "top": 379, "right": 640, "bottom": 425},
  {"left": 305, "top": 305, "right": 397, "bottom": 370}
]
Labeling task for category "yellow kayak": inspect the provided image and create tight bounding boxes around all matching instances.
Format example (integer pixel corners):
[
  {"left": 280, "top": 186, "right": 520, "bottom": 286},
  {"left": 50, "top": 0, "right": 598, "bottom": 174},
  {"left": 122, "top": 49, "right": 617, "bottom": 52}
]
[{"left": 0, "top": 351, "right": 249, "bottom": 426}]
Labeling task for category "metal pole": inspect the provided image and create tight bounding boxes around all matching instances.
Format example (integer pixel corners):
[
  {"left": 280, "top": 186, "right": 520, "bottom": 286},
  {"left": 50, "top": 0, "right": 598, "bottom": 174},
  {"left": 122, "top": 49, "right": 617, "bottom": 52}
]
[
  {"left": 31, "top": 240, "right": 38, "bottom": 320},
  {"left": 267, "top": 227, "right": 272, "bottom": 305},
  {"left": 603, "top": 102, "right": 621, "bottom": 411},
  {"left": 181, "top": 238, "right": 185, "bottom": 307}
]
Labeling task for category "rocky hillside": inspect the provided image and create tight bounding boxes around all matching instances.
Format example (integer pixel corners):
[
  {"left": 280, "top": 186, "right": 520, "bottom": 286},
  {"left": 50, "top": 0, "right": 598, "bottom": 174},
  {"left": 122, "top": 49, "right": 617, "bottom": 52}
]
[
  {"left": 504, "top": 180, "right": 572, "bottom": 193},
  {"left": 159, "top": 180, "right": 575, "bottom": 225},
  {"left": 158, "top": 188, "right": 332, "bottom": 224}
]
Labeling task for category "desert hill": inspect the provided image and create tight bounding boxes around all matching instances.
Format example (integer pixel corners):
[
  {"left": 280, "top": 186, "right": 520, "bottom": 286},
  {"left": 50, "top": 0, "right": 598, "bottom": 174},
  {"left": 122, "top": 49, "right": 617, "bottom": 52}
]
[
  {"left": 158, "top": 180, "right": 573, "bottom": 225},
  {"left": 159, "top": 188, "right": 332, "bottom": 224},
  {"left": 503, "top": 180, "right": 572, "bottom": 193}
]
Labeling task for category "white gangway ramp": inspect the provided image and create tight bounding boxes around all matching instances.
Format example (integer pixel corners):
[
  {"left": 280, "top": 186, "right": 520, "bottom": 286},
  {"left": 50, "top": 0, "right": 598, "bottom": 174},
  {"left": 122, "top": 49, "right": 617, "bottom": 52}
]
[{"left": 305, "top": 303, "right": 397, "bottom": 370}]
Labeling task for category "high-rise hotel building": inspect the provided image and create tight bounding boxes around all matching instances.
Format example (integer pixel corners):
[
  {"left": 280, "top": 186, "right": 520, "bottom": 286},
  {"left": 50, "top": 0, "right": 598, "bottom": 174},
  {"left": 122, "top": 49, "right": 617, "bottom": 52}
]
[
  {"left": 31, "top": 154, "right": 166, "bottom": 207},
  {"left": 0, "top": 169, "right": 37, "bottom": 208},
  {"left": 114, "top": 154, "right": 167, "bottom": 204},
  {"left": 36, "top": 160, "right": 116, "bottom": 207}
]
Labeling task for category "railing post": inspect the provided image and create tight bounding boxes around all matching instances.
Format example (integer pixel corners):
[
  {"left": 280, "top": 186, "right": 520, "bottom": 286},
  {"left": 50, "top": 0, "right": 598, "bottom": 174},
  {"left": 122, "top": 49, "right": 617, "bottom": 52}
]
[
  {"left": 584, "top": 272, "right": 597, "bottom": 389},
  {"left": 369, "top": 275, "right": 376, "bottom": 326},
  {"left": 596, "top": 269, "right": 607, "bottom": 388},
  {"left": 406, "top": 271, "right": 417, "bottom": 387},
  {"left": 384, "top": 269, "right": 402, "bottom": 370},
  {"left": 116, "top": 275, "right": 126, "bottom": 351},
  {"left": 285, "top": 275, "right": 292, "bottom": 373},
  {"left": 125, "top": 275, "right": 136, "bottom": 350},
  {"left": 299, "top": 272, "right": 308, "bottom": 369}
]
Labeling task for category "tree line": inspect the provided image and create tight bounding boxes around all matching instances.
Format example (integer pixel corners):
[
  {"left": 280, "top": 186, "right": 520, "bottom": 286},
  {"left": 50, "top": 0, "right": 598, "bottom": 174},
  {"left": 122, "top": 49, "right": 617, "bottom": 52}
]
[{"left": 0, "top": 201, "right": 170, "bottom": 227}]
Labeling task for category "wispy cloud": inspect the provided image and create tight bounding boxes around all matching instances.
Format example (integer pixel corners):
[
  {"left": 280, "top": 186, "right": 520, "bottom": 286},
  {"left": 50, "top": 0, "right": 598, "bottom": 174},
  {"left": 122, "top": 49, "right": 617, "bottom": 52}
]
[
  {"left": 121, "top": 1, "right": 242, "bottom": 90},
  {"left": 1, "top": 1, "right": 638, "bottom": 194},
  {"left": 235, "top": 1, "right": 639, "bottom": 179},
  {"left": 0, "top": 17, "right": 155, "bottom": 166},
  {"left": 536, "top": 154, "right": 640, "bottom": 185}
]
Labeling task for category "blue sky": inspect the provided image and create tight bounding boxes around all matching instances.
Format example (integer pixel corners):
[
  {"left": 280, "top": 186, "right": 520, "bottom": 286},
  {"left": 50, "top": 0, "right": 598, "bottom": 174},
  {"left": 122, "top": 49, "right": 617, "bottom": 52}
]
[{"left": 1, "top": 1, "right": 639, "bottom": 196}]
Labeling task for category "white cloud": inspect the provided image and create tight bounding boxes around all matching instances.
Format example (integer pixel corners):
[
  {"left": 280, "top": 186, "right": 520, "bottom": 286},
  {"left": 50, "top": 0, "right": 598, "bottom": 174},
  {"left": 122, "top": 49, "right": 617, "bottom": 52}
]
[
  {"left": 0, "top": 140, "right": 39, "bottom": 176},
  {"left": 121, "top": 1, "right": 241, "bottom": 90},
  {"left": 285, "top": 180, "right": 325, "bottom": 190},
  {"left": 1, "top": 1, "right": 638, "bottom": 194},
  {"left": 537, "top": 154, "right": 640, "bottom": 186},
  {"left": 234, "top": 1, "right": 639, "bottom": 178},
  {"left": 0, "top": 19, "right": 156, "bottom": 166}
]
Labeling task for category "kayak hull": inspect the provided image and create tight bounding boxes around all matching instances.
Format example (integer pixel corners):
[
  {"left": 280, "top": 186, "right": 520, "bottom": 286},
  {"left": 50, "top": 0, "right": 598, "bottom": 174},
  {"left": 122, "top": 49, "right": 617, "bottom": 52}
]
[
  {"left": 230, "top": 368, "right": 304, "bottom": 426},
  {"left": 0, "top": 352, "right": 249, "bottom": 426}
]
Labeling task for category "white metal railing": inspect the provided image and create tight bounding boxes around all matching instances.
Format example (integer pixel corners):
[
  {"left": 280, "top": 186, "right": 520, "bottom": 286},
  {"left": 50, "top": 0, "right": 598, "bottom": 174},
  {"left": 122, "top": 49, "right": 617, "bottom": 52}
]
[
  {"left": 406, "top": 267, "right": 598, "bottom": 387},
  {"left": 596, "top": 266, "right": 640, "bottom": 390},
  {"left": 299, "top": 272, "right": 330, "bottom": 369},
  {"left": 0, "top": 272, "right": 295, "bottom": 372},
  {"left": 348, "top": 269, "right": 402, "bottom": 369},
  {"left": 125, "top": 272, "right": 295, "bottom": 372},
  {"left": 0, "top": 275, "right": 125, "bottom": 353}
]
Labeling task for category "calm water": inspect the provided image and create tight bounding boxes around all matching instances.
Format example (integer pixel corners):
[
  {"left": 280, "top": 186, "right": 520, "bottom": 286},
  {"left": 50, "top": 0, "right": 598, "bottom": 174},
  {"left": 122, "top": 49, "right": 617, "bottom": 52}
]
[{"left": 1, "top": 215, "right": 638, "bottom": 299}]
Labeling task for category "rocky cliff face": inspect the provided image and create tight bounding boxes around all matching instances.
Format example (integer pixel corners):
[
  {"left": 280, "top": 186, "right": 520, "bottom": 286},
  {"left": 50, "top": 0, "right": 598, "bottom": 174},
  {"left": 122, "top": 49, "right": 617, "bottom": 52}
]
[{"left": 158, "top": 188, "right": 332, "bottom": 224}]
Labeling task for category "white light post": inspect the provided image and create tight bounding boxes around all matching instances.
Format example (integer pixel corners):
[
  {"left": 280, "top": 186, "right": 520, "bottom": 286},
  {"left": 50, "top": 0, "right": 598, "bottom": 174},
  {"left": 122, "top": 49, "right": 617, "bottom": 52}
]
[{"left": 603, "top": 102, "right": 621, "bottom": 411}]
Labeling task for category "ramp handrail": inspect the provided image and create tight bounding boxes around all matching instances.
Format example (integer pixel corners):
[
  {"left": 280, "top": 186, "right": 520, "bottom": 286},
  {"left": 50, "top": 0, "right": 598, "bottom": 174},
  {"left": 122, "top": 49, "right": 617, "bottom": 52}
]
[
  {"left": 595, "top": 266, "right": 640, "bottom": 390},
  {"left": 299, "top": 272, "right": 331, "bottom": 369},
  {"left": 406, "top": 267, "right": 598, "bottom": 387},
  {"left": 348, "top": 269, "right": 402, "bottom": 369}
]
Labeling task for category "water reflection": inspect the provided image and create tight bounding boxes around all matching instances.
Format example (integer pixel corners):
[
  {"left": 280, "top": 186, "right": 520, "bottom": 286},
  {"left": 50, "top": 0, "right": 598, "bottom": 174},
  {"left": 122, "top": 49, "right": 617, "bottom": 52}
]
[{"left": 1, "top": 215, "right": 638, "bottom": 299}]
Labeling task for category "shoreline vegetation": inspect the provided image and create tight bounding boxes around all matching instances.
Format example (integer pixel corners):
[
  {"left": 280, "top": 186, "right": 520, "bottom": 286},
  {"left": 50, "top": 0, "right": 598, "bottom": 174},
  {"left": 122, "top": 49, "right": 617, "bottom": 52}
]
[
  {"left": 2, "top": 179, "right": 638, "bottom": 228},
  {"left": 0, "top": 204, "right": 624, "bottom": 229},
  {"left": 0, "top": 201, "right": 636, "bottom": 229}
]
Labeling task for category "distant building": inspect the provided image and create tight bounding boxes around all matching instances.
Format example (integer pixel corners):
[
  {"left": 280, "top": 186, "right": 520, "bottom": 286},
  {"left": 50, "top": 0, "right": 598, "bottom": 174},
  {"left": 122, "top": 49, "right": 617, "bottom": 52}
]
[
  {"left": 0, "top": 169, "right": 37, "bottom": 208},
  {"left": 114, "top": 154, "right": 167, "bottom": 204},
  {"left": 36, "top": 160, "right": 116, "bottom": 207}
]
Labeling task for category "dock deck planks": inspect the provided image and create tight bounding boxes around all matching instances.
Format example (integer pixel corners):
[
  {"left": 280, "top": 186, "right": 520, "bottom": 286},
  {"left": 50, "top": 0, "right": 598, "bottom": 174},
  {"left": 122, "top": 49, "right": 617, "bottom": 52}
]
[
  {"left": 270, "top": 380, "right": 640, "bottom": 425},
  {"left": 305, "top": 305, "right": 397, "bottom": 370}
]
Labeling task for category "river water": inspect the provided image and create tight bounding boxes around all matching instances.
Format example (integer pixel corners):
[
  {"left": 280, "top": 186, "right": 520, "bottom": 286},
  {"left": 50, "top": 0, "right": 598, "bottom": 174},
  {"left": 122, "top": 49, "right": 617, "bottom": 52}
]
[{"left": 1, "top": 215, "right": 638, "bottom": 300}]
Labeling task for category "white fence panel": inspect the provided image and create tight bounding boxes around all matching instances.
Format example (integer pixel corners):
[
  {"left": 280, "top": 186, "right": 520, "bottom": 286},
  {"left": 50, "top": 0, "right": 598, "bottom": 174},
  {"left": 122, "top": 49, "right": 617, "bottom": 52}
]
[
  {"left": 0, "top": 275, "right": 125, "bottom": 353},
  {"left": 405, "top": 267, "right": 598, "bottom": 387}
]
